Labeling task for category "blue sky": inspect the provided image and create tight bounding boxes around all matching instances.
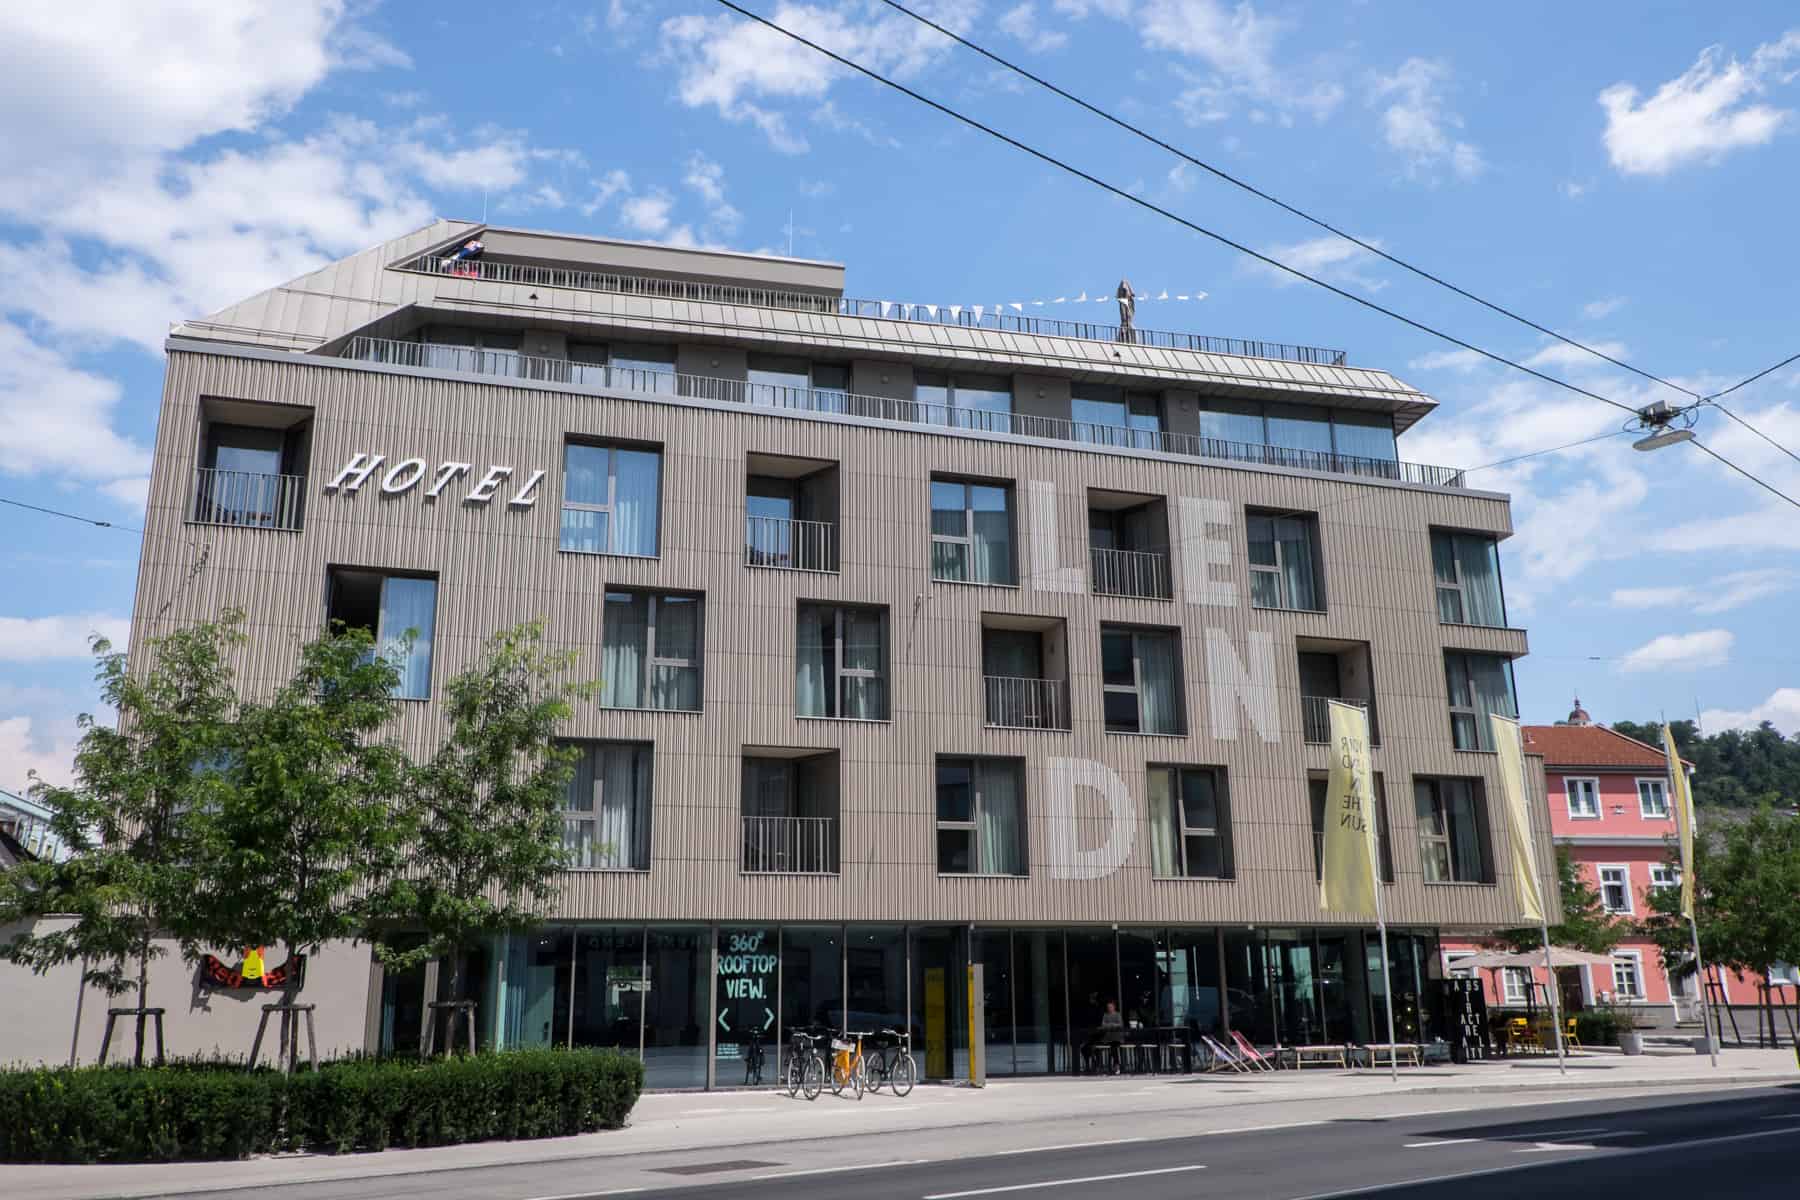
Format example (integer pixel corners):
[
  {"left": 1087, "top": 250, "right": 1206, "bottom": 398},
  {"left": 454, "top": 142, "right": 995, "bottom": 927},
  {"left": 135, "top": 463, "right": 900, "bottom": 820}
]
[{"left": 4, "top": 1, "right": 1800, "bottom": 793}]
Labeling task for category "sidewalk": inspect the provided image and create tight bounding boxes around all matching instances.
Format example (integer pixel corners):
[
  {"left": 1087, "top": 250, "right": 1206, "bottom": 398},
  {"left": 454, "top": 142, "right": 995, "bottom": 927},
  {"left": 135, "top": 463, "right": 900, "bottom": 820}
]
[{"left": 10, "top": 1047, "right": 1794, "bottom": 1200}]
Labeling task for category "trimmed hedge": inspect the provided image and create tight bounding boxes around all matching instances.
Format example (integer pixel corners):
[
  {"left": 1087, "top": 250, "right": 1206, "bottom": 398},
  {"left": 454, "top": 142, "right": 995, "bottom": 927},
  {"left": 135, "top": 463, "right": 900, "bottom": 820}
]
[{"left": 0, "top": 1048, "right": 643, "bottom": 1163}]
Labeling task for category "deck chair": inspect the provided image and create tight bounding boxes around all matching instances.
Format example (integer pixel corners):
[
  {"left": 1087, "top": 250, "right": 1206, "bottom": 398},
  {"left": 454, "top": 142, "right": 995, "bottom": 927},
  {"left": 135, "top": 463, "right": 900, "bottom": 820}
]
[
  {"left": 1228, "top": 1029, "right": 1277, "bottom": 1071},
  {"left": 1199, "top": 1034, "right": 1250, "bottom": 1073}
]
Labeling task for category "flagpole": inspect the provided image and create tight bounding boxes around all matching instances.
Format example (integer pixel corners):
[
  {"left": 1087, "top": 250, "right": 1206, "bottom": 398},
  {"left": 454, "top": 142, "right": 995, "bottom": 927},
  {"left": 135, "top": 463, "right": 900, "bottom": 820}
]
[
  {"left": 1668, "top": 752, "right": 1720, "bottom": 1069},
  {"left": 1537, "top": 915, "right": 1567, "bottom": 1076},
  {"left": 1687, "top": 913, "right": 1718, "bottom": 1067},
  {"left": 1372, "top": 878, "right": 1398, "bottom": 1082}
]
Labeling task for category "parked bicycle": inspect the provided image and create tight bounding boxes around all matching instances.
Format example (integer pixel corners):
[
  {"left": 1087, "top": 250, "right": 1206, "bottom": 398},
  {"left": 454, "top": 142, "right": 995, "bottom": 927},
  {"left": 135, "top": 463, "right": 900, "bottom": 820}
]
[
  {"left": 784, "top": 1028, "right": 825, "bottom": 1100},
  {"left": 742, "top": 1029, "right": 766, "bottom": 1087},
  {"left": 862, "top": 1027, "right": 917, "bottom": 1096},
  {"left": 830, "top": 1030, "right": 871, "bottom": 1100}
]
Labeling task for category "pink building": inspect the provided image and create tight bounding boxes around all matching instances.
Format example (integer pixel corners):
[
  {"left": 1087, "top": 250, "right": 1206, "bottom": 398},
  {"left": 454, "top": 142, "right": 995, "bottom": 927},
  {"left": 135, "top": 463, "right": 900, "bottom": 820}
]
[{"left": 1443, "top": 701, "right": 1774, "bottom": 1025}]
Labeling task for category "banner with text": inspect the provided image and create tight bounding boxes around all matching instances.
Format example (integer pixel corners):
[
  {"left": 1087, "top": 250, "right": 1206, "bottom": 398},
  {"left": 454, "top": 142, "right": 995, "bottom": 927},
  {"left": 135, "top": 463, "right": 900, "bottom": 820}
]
[
  {"left": 1491, "top": 714, "right": 1545, "bottom": 924},
  {"left": 1319, "top": 700, "right": 1378, "bottom": 917},
  {"left": 1662, "top": 723, "right": 1697, "bottom": 919}
]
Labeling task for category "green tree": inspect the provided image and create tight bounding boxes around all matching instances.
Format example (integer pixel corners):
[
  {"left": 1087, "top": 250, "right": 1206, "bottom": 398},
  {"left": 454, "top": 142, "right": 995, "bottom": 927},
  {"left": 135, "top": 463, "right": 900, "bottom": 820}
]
[
  {"left": 189, "top": 626, "right": 411, "bottom": 1009},
  {"left": 1610, "top": 718, "right": 1800, "bottom": 809},
  {"left": 1641, "top": 804, "right": 1800, "bottom": 1008},
  {"left": 0, "top": 615, "right": 244, "bottom": 1065},
  {"left": 1488, "top": 845, "right": 1622, "bottom": 955},
  {"left": 371, "top": 621, "right": 594, "bottom": 1051}
]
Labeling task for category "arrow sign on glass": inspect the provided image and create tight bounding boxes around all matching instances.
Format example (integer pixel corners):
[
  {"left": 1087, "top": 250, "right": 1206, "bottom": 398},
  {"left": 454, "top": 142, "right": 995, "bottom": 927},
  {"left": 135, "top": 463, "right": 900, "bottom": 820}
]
[
  {"left": 717, "top": 1011, "right": 731, "bottom": 1032},
  {"left": 764, "top": 1007, "right": 775, "bottom": 1031}
]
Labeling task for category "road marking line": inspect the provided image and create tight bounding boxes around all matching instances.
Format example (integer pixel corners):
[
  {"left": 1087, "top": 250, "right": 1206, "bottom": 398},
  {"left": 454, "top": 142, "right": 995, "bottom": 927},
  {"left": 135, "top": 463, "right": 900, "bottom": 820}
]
[
  {"left": 748, "top": 1159, "right": 926, "bottom": 1180},
  {"left": 1403, "top": 1138, "right": 1481, "bottom": 1148},
  {"left": 1200, "top": 1119, "right": 1328, "bottom": 1137},
  {"left": 923, "top": 1164, "right": 1206, "bottom": 1198},
  {"left": 522, "top": 1190, "right": 648, "bottom": 1199},
  {"left": 1516, "top": 1129, "right": 1642, "bottom": 1153},
  {"left": 983, "top": 1137, "right": 1147, "bottom": 1156}
]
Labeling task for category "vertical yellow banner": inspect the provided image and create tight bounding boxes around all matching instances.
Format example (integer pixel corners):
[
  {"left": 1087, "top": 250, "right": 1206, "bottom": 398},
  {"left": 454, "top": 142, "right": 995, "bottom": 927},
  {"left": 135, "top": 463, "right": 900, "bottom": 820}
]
[
  {"left": 1661, "top": 724, "right": 1696, "bottom": 919},
  {"left": 1319, "top": 700, "right": 1378, "bottom": 917},
  {"left": 1490, "top": 714, "right": 1544, "bottom": 923}
]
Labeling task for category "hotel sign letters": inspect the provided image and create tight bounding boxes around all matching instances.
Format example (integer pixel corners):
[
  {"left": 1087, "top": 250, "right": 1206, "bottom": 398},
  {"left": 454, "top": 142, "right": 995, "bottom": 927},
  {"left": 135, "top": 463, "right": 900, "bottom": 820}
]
[{"left": 323, "top": 453, "right": 546, "bottom": 508}]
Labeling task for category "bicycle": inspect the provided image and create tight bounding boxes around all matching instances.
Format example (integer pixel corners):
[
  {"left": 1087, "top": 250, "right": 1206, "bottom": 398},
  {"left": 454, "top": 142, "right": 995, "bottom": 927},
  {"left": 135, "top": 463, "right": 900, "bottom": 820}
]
[
  {"left": 783, "top": 1029, "right": 825, "bottom": 1101},
  {"left": 829, "top": 1030, "right": 870, "bottom": 1100},
  {"left": 861, "top": 1027, "right": 917, "bottom": 1096},
  {"left": 742, "top": 1029, "right": 765, "bottom": 1087}
]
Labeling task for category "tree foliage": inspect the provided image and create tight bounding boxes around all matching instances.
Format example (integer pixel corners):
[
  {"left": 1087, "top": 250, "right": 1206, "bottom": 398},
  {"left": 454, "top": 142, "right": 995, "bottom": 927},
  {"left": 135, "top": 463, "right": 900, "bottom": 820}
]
[
  {"left": 371, "top": 621, "right": 594, "bottom": 1003},
  {"left": 1610, "top": 718, "right": 1800, "bottom": 808},
  {"left": 0, "top": 615, "right": 245, "bottom": 1060},
  {"left": 1640, "top": 804, "right": 1800, "bottom": 983},
  {"left": 188, "top": 626, "right": 411, "bottom": 980},
  {"left": 1488, "top": 845, "right": 1622, "bottom": 956}
]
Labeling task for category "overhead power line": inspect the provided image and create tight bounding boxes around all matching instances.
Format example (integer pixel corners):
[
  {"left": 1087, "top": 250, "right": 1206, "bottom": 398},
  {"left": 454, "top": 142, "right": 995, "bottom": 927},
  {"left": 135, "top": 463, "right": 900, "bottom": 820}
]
[
  {"left": 0, "top": 495, "right": 141, "bottom": 534},
  {"left": 1703, "top": 350, "right": 1800, "bottom": 402},
  {"left": 1687, "top": 439, "right": 1800, "bottom": 510},
  {"left": 713, "top": 1, "right": 1646, "bottom": 419},
  {"left": 1706, "top": 401, "right": 1800, "bottom": 467},
  {"left": 875, "top": 0, "right": 1699, "bottom": 402}
]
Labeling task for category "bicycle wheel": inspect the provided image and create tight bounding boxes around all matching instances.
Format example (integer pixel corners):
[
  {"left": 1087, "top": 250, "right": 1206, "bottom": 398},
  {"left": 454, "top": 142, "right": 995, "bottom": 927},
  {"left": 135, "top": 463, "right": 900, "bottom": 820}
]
[
  {"left": 784, "top": 1054, "right": 801, "bottom": 1098},
  {"left": 848, "top": 1057, "right": 865, "bottom": 1100},
  {"left": 865, "top": 1050, "right": 885, "bottom": 1094},
  {"left": 889, "top": 1053, "right": 916, "bottom": 1097},
  {"left": 830, "top": 1055, "right": 849, "bottom": 1096},
  {"left": 801, "top": 1054, "right": 824, "bottom": 1101}
]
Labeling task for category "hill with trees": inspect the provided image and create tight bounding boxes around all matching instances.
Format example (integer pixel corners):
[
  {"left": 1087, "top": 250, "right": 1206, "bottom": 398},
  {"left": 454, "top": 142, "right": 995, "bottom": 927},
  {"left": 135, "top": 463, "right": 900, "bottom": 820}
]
[{"left": 1608, "top": 718, "right": 1800, "bottom": 808}]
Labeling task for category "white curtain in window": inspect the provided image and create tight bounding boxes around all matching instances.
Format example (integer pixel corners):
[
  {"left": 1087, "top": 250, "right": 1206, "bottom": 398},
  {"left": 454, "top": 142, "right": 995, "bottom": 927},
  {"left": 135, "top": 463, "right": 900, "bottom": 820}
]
[
  {"left": 969, "top": 485, "right": 1013, "bottom": 584},
  {"left": 977, "top": 763, "right": 1024, "bottom": 875},
  {"left": 1276, "top": 519, "right": 1317, "bottom": 610},
  {"left": 1447, "top": 781, "right": 1484, "bottom": 881},
  {"left": 841, "top": 609, "right": 885, "bottom": 719},
  {"left": 1148, "top": 768, "right": 1178, "bottom": 877},
  {"left": 650, "top": 598, "right": 701, "bottom": 711},
  {"left": 597, "top": 745, "right": 645, "bottom": 869},
  {"left": 611, "top": 449, "right": 661, "bottom": 556},
  {"left": 601, "top": 594, "right": 647, "bottom": 708},
  {"left": 1466, "top": 655, "right": 1516, "bottom": 748},
  {"left": 1135, "top": 633, "right": 1180, "bottom": 735},
  {"left": 795, "top": 606, "right": 829, "bottom": 717},
  {"left": 377, "top": 576, "right": 436, "bottom": 699},
  {"left": 1454, "top": 537, "right": 1505, "bottom": 627}
]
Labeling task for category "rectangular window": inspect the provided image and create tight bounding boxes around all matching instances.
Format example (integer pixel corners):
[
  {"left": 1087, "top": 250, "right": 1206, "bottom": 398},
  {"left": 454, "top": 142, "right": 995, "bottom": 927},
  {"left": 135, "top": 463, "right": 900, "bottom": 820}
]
[
  {"left": 1247, "top": 511, "right": 1323, "bottom": 611},
  {"left": 796, "top": 603, "right": 889, "bottom": 720},
  {"left": 560, "top": 441, "right": 663, "bottom": 557},
  {"left": 1650, "top": 864, "right": 1679, "bottom": 892},
  {"left": 1611, "top": 953, "right": 1643, "bottom": 1000},
  {"left": 914, "top": 370, "right": 1013, "bottom": 432},
  {"left": 1599, "top": 865, "right": 1632, "bottom": 914},
  {"left": 561, "top": 741, "right": 653, "bottom": 871},
  {"left": 1502, "top": 966, "right": 1531, "bottom": 1005},
  {"left": 1071, "top": 386, "right": 1162, "bottom": 448},
  {"left": 1431, "top": 530, "right": 1507, "bottom": 627},
  {"left": 326, "top": 568, "right": 437, "bottom": 700},
  {"left": 1149, "top": 766, "right": 1233, "bottom": 879},
  {"left": 1637, "top": 778, "right": 1670, "bottom": 818},
  {"left": 1308, "top": 775, "right": 1395, "bottom": 883},
  {"left": 1100, "top": 625, "right": 1185, "bottom": 735},
  {"left": 1444, "top": 651, "right": 1519, "bottom": 751},
  {"left": 935, "top": 758, "right": 1026, "bottom": 876},
  {"left": 600, "top": 591, "right": 702, "bottom": 711},
  {"left": 1414, "top": 777, "right": 1491, "bottom": 884},
  {"left": 608, "top": 342, "right": 677, "bottom": 393},
  {"left": 930, "top": 477, "right": 1016, "bottom": 585},
  {"left": 1565, "top": 777, "right": 1600, "bottom": 820}
]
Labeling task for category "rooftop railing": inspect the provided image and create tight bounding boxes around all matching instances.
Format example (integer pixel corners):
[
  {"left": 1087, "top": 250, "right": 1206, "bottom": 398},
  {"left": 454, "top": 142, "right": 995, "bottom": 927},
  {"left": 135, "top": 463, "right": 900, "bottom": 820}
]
[
  {"left": 405, "top": 254, "right": 1348, "bottom": 366},
  {"left": 344, "top": 336, "right": 1466, "bottom": 489}
]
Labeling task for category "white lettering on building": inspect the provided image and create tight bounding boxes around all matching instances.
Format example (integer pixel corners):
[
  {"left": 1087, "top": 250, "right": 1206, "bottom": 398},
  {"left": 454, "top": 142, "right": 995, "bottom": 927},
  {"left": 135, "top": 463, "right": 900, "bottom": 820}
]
[
  {"left": 325, "top": 452, "right": 386, "bottom": 493},
  {"left": 1205, "top": 627, "right": 1281, "bottom": 743},
  {"left": 325, "top": 455, "right": 545, "bottom": 508},
  {"left": 380, "top": 458, "right": 428, "bottom": 495},
  {"left": 1178, "top": 496, "right": 1236, "bottom": 608},
  {"left": 465, "top": 465, "right": 514, "bottom": 505},
  {"left": 1044, "top": 757, "right": 1137, "bottom": 880},
  {"left": 508, "top": 469, "right": 547, "bottom": 508},
  {"left": 426, "top": 462, "right": 473, "bottom": 499},
  {"left": 1025, "top": 479, "right": 1084, "bottom": 594}
]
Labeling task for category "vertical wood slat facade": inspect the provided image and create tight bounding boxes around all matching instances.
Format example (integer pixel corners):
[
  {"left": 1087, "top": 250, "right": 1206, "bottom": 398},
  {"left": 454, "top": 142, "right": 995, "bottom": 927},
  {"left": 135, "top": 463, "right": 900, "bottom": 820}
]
[{"left": 135, "top": 339, "right": 1550, "bottom": 936}]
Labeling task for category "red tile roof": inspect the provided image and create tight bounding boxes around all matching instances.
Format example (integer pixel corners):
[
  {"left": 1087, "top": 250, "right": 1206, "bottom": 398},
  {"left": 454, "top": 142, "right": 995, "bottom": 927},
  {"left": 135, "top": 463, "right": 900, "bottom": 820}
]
[{"left": 1521, "top": 723, "right": 1672, "bottom": 770}]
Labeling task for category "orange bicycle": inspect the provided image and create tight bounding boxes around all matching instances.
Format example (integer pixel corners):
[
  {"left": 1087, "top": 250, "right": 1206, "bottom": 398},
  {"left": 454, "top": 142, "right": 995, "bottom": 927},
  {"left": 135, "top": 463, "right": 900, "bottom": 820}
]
[{"left": 829, "top": 1030, "right": 870, "bottom": 1099}]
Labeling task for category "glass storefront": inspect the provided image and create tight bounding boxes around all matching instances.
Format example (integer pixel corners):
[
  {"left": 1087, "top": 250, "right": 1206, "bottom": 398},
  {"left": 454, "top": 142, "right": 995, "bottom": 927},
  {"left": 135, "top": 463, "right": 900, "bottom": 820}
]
[{"left": 385, "top": 922, "right": 1442, "bottom": 1083}]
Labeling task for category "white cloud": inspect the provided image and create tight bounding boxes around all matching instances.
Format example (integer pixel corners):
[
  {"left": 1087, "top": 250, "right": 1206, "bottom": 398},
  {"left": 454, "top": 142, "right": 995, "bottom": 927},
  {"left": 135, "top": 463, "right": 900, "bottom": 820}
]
[
  {"left": 1371, "top": 57, "right": 1483, "bottom": 181},
  {"left": 1560, "top": 179, "right": 1591, "bottom": 199},
  {"left": 1599, "top": 33, "right": 1800, "bottom": 175},
  {"left": 1408, "top": 348, "right": 1486, "bottom": 373},
  {"left": 1250, "top": 234, "right": 1386, "bottom": 292},
  {"left": 620, "top": 192, "right": 678, "bottom": 236},
  {"left": 1655, "top": 398, "right": 1800, "bottom": 552},
  {"left": 1701, "top": 687, "right": 1800, "bottom": 737},
  {"left": 1610, "top": 569, "right": 1797, "bottom": 615},
  {"left": 1618, "top": 629, "right": 1734, "bottom": 673},
  {"left": 1521, "top": 339, "right": 1630, "bottom": 371},
  {"left": 0, "top": 714, "right": 83, "bottom": 795},
  {"left": 581, "top": 169, "right": 634, "bottom": 216},
  {"left": 1141, "top": 0, "right": 1342, "bottom": 123},
  {"left": 1583, "top": 296, "right": 1628, "bottom": 319},
  {"left": 683, "top": 151, "right": 743, "bottom": 236},
  {"left": 998, "top": 2, "right": 1069, "bottom": 53},
  {"left": 0, "top": 325, "right": 150, "bottom": 481},
  {"left": 1052, "top": 0, "right": 1134, "bottom": 16},
  {"left": 0, "top": 613, "right": 130, "bottom": 662}
]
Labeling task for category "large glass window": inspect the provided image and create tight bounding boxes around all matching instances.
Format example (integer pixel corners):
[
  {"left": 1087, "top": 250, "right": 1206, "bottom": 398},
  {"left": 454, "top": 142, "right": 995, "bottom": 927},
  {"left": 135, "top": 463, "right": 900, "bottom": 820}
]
[
  {"left": 1100, "top": 626, "right": 1185, "bottom": 735},
  {"left": 1247, "top": 511, "right": 1322, "bottom": 610},
  {"left": 601, "top": 591, "right": 703, "bottom": 711},
  {"left": 847, "top": 926, "right": 907, "bottom": 1041},
  {"left": 1197, "top": 398, "right": 1265, "bottom": 445},
  {"left": 326, "top": 568, "right": 437, "bottom": 700},
  {"left": 1071, "top": 385, "right": 1162, "bottom": 448},
  {"left": 1414, "top": 777, "right": 1491, "bottom": 884},
  {"left": 781, "top": 925, "right": 843, "bottom": 1036},
  {"left": 715, "top": 927, "right": 778, "bottom": 1080},
  {"left": 501, "top": 929, "right": 573, "bottom": 1048},
  {"left": 1444, "top": 652, "right": 1519, "bottom": 751},
  {"left": 1332, "top": 409, "right": 1400, "bottom": 462},
  {"left": 796, "top": 603, "right": 889, "bottom": 720},
  {"left": 1012, "top": 929, "right": 1067, "bottom": 1075},
  {"left": 1158, "top": 928, "right": 1223, "bottom": 1041},
  {"left": 1266, "top": 403, "right": 1334, "bottom": 455},
  {"left": 746, "top": 355, "right": 850, "bottom": 412},
  {"left": 562, "top": 741, "right": 653, "bottom": 870},
  {"left": 560, "top": 441, "right": 663, "bottom": 556},
  {"left": 930, "top": 478, "right": 1016, "bottom": 585},
  {"left": 570, "top": 926, "right": 645, "bottom": 1052},
  {"left": 642, "top": 926, "right": 710, "bottom": 1088},
  {"left": 607, "top": 342, "right": 677, "bottom": 393},
  {"left": 1565, "top": 777, "right": 1600, "bottom": 820},
  {"left": 1637, "top": 778, "right": 1670, "bottom": 818},
  {"left": 1147, "top": 766, "right": 1232, "bottom": 878},
  {"left": 1308, "top": 775, "right": 1395, "bottom": 882},
  {"left": 1197, "top": 400, "right": 1398, "bottom": 462},
  {"left": 935, "top": 758, "right": 1026, "bottom": 876},
  {"left": 1599, "top": 865, "right": 1632, "bottom": 914},
  {"left": 1431, "top": 530, "right": 1507, "bottom": 626},
  {"left": 915, "top": 371, "right": 1013, "bottom": 432}
]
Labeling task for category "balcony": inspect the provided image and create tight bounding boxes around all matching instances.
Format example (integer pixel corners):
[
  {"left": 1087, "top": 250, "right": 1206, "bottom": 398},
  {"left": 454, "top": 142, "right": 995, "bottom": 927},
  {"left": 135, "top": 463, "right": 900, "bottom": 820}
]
[
  {"left": 343, "top": 337, "right": 1466, "bottom": 489},
  {"left": 190, "top": 467, "right": 305, "bottom": 531},
  {"left": 984, "top": 675, "right": 1069, "bottom": 731},
  {"left": 1301, "top": 695, "right": 1377, "bottom": 746},
  {"left": 1090, "top": 546, "right": 1172, "bottom": 600},
  {"left": 741, "top": 815, "right": 837, "bottom": 875},
  {"left": 745, "top": 514, "right": 837, "bottom": 572}
]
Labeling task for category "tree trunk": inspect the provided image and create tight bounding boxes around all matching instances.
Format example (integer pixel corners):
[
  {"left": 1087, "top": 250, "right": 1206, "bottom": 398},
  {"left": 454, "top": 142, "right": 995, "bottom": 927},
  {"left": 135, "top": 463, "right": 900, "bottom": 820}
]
[{"left": 133, "top": 935, "right": 149, "bottom": 1068}]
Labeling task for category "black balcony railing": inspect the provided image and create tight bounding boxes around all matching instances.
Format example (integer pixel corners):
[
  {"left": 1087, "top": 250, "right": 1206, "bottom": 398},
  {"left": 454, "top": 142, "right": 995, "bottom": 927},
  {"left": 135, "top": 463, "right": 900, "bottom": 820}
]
[
  {"left": 745, "top": 515, "right": 838, "bottom": 572},
  {"left": 741, "top": 814, "right": 837, "bottom": 875},
  {"left": 984, "top": 676, "right": 1069, "bottom": 731},
  {"left": 1301, "top": 695, "right": 1378, "bottom": 746},
  {"left": 1089, "top": 546, "right": 1173, "bottom": 600},
  {"left": 344, "top": 337, "right": 1466, "bottom": 489},
  {"left": 190, "top": 467, "right": 305, "bottom": 530}
]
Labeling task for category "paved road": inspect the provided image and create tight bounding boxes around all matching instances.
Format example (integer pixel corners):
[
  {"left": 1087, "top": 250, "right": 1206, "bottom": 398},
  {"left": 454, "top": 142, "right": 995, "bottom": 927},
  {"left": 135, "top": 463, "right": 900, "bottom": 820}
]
[{"left": 155, "top": 1085, "right": 1799, "bottom": 1200}]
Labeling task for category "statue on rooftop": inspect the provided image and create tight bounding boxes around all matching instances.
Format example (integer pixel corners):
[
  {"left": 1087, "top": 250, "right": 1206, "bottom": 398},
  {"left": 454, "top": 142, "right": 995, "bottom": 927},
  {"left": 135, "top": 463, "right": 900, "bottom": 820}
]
[{"left": 1116, "top": 278, "right": 1137, "bottom": 343}]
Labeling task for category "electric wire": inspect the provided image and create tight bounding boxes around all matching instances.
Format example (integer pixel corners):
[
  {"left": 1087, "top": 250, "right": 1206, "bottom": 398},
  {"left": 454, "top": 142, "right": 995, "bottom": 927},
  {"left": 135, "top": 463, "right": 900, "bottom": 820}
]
[
  {"left": 1687, "top": 439, "right": 1800, "bottom": 511},
  {"left": 0, "top": 495, "right": 141, "bottom": 534},
  {"left": 712, "top": 0, "right": 1647, "bottom": 419},
  {"left": 875, "top": 0, "right": 1700, "bottom": 402},
  {"left": 1705, "top": 400, "right": 1800, "bottom": 467},
  {"left": 1461, "top": 430, "right": 1630, "bottom": 475},
  {"left": 1703, "top": 350, "right": 1800, "bottom": 402}
]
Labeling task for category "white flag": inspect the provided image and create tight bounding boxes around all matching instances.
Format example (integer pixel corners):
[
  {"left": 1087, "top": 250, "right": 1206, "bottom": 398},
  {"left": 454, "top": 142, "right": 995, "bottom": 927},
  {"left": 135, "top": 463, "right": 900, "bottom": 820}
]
[
  {"left": 948, "top": 306, "right": 961, "bottom": 319},
  {"left": 1176, "top": 294, "right": 1189, "bottom": 301},
  {"left": 1011, "top": 302, "right": 1024, "bottom": 312},
  {"left": 1074, "top": 291, "right": 1087, "bottom": 302},
  {"left": 879, "top": 301, "right": 892, "bottom": 317},
  {"left": 971, "top": 305, "right": 984, "bottom": 320},
  {"left": 924, "top": 304, "right": 937, "bottom": 318},
  {"left": 1156, "top": 289, "right": 1169, "bottom": 300}
]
